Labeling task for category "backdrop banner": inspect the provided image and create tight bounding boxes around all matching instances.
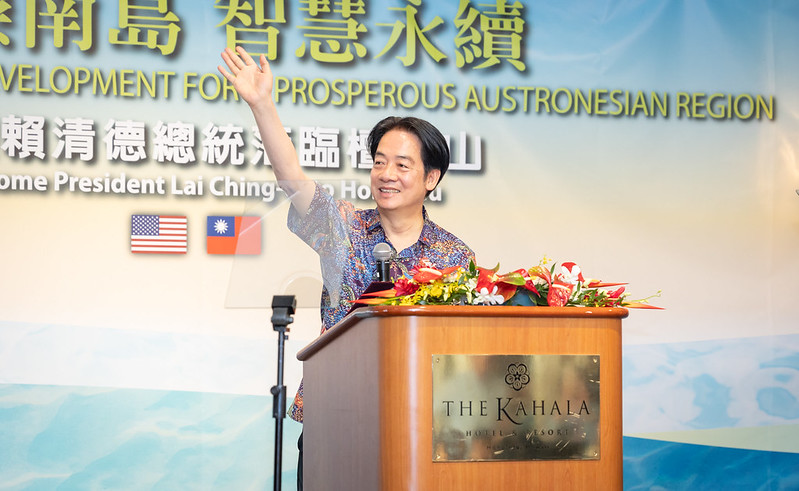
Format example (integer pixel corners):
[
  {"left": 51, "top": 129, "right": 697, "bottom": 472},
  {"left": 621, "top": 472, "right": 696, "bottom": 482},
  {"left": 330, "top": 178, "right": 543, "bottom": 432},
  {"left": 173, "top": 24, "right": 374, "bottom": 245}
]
[{"left": 1, "top": 1, "right": 798, "bottom": 488}]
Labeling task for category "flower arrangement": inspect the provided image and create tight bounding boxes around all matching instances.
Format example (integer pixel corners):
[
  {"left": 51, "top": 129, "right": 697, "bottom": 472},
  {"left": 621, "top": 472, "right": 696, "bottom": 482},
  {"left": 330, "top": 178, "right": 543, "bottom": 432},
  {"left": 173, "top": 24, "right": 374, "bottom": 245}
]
[{"left": 361, "top": 258, "right": 662, "bottom": 309}]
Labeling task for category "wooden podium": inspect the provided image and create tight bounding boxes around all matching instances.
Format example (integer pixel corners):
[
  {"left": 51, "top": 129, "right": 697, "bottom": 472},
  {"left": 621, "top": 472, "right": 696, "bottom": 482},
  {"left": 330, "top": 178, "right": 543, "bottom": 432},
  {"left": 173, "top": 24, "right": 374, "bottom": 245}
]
[{"left": 296, "top": 305, "right": 628, "bottom": 490}]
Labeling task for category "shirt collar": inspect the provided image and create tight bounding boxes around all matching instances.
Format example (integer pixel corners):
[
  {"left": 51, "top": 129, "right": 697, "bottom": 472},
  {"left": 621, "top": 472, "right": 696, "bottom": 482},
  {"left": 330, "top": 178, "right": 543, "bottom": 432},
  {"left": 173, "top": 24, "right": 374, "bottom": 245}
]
[
  {"left": 418, "top": 207, "right": 434, "bottom": 246},
  {"left": 364, "top": 208, "right": 382, "bottom": 232}
]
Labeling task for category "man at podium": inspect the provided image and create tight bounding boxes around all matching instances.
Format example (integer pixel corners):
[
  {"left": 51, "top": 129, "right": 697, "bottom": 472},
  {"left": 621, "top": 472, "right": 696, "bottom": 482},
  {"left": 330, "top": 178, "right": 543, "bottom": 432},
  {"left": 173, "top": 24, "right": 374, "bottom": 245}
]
[{"left": 219, "top": 46, "right": 474, "bottom": 489}]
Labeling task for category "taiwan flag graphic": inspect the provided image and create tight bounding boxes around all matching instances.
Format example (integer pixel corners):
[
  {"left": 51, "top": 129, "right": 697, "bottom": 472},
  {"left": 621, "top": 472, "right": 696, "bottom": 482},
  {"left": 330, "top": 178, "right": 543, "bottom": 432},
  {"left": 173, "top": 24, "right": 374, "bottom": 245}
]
[{"left": 206, "top": 216, "right": 262, "bottom": 255}]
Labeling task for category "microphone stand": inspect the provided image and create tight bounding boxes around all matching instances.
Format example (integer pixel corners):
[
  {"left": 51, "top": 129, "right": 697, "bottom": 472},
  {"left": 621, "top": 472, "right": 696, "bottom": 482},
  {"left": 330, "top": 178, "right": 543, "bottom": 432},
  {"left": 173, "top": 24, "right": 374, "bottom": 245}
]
[{"left": 270, "top": 295, "right": 296, "bottom": 491}]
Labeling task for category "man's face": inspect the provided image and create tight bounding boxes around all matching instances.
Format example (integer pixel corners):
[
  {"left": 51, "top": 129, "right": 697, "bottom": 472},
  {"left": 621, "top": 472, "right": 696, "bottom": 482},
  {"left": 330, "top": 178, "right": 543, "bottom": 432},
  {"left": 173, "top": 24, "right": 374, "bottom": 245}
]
[{"left": 370, "top": 129, "right": 440, "bottom": 214}]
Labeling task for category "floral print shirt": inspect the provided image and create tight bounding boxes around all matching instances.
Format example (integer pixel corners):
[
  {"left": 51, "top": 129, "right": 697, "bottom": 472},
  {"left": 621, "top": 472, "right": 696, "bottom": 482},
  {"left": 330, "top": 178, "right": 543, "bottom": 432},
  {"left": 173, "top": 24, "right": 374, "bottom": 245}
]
[{"left": 287, "top": 183, "right": 474, "bottom": 422}]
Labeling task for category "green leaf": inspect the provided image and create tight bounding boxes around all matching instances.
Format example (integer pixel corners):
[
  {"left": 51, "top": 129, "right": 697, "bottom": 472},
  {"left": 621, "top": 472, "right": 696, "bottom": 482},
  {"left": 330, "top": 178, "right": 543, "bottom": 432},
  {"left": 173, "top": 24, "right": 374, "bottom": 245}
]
[{"left": 500, "top": 271, "right": 527, "bottom": 286}]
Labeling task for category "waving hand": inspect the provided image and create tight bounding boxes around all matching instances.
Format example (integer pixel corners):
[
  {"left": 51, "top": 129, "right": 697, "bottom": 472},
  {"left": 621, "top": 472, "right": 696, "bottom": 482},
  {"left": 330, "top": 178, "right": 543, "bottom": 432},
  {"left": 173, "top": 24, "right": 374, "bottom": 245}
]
[
  {"left": 218, "top": 47, "right": 273, "bottom": 108},
  {"left": 218, "top": 46, "right": 315, "bottom": 214}
]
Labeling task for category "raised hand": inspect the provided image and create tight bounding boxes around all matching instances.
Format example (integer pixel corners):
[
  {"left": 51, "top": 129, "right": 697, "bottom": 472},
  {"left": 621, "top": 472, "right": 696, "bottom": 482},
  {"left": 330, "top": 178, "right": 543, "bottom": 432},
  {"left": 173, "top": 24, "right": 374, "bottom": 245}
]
[
  {"left": 218, "top": 46, "right": 315, "bottom": 213},
  {"left": 218, "top": 46, "right": 273, "bottom": 108}
]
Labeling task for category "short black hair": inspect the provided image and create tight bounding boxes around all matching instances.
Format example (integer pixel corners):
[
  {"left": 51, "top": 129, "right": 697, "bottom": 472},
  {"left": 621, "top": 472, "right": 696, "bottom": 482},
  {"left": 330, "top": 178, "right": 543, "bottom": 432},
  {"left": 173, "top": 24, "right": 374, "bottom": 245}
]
[{"left": 367, "top": 116, "right": 450, "bottom": 190}]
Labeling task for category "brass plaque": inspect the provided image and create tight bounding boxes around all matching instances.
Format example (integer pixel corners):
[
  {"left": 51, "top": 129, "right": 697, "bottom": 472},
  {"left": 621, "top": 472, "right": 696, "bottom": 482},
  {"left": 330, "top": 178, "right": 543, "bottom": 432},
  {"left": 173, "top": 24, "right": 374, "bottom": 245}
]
[{"left": 432, "top": 354, "right": 600, "bottom": 462}]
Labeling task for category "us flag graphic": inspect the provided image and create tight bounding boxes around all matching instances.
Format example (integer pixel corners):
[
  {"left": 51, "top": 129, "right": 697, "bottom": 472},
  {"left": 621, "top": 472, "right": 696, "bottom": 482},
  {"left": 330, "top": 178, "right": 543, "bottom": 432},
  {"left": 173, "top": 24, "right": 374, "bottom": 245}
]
[{"left": 130, "top": 215, "right": 188, "bottom": 254}]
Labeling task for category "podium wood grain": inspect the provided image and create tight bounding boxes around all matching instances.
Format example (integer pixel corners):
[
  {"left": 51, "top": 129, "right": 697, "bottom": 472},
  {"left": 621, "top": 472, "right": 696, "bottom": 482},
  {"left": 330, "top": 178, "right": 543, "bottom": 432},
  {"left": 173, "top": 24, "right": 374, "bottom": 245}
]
[{"left": 298, "top": 305, "right": 627, "bottom": 490}]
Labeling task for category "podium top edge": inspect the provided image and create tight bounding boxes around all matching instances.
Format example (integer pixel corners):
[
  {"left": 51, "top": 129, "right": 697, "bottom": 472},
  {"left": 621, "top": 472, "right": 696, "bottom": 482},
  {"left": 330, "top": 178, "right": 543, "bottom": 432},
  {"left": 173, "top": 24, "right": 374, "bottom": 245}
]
[
  {"left": 297, "top": 305, "right": 629, "bottom": 361},
  {"left": 351, "top": 305, "right": 630, "bottom": 320}
]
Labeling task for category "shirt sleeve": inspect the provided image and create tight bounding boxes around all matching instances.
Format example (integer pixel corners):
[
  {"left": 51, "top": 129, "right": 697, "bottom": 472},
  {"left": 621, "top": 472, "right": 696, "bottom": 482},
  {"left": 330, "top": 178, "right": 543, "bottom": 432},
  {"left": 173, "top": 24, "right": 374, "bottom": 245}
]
[{"left": 287, "top": 182, "right": 356, "bottom": 257}]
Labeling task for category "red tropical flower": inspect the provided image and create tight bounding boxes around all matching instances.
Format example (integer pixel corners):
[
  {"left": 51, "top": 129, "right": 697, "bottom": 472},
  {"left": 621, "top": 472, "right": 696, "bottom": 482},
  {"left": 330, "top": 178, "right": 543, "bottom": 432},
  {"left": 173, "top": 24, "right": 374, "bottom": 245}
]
[
  {"left": 472, "top": 266, "right": 515, "bottom": 302},
  {"left": 607, "top": 286, "right": 626, "bottom": 306},
  {"left": 529, "top": 265, "right": 552, "bottom": 285},
  {"left": 476, "top": 266, "right": 498, "bottom": 291},
  {"left": 394, "top": 277, "right": 419, "bottom": 296},
  {"left": 413, "top": 267, "right": 443, "bottom": 283},
  {"left": 504, "top": 268, "right": 540, "bottom": 296},
  {"left": 408, "top": 257, "right": 435, "bottom": 276},
  {"left": 547, "top": 281, "right": 573, "bottom": 307},
  {"left": 585, "top": 280, "right": 627, "bottom": 288}
]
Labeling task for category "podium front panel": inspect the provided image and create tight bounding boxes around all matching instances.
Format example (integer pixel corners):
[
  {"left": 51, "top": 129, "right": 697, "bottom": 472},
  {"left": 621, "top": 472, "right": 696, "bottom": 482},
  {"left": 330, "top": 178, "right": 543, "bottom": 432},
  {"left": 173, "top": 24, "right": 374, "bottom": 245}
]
[{"left": 298, "top": 305, "right": 626, "bottom": 491}]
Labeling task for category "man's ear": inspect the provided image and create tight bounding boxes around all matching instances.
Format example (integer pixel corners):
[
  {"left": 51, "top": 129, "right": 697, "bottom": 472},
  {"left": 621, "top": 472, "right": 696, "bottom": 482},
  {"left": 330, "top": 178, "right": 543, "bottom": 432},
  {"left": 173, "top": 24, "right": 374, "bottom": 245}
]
[{"left": 425, "top": 169, "right": 441, "bottom": 191}]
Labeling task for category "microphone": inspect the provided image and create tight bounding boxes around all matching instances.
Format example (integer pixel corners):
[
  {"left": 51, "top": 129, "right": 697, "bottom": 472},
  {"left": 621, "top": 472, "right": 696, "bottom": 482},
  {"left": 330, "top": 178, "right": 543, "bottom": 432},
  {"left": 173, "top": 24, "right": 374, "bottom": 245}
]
[
  {"left": 349, "top": 243, "right": 394, "bottom": 314},
  {"left": 373, "top": 242, "right": 393, "bottom": 281}
]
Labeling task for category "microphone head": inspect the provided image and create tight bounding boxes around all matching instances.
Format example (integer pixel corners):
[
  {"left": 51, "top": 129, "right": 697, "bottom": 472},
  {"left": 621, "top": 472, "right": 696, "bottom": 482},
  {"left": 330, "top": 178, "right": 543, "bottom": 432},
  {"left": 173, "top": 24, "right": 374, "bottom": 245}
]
[{"left": 373, "top": 242, "right": 393, "bottom": 261}]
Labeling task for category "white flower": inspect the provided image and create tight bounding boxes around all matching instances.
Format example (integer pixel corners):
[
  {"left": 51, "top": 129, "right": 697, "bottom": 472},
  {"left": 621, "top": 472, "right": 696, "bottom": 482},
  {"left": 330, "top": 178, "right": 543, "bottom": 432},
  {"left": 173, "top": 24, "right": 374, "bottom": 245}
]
[
  {"left": 473, "top": 285, "right": 505, "bottom": 305},
  {"left": 560, "top": 263, "right": 583, "bottom": 285}
]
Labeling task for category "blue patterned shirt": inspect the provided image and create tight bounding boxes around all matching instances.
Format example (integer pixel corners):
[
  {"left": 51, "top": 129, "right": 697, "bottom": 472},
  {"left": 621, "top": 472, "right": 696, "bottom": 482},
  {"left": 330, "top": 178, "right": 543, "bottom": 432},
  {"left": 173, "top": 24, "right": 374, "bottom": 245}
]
[{"left": 287, "top": 182, "right": 474, "bottom": 421}]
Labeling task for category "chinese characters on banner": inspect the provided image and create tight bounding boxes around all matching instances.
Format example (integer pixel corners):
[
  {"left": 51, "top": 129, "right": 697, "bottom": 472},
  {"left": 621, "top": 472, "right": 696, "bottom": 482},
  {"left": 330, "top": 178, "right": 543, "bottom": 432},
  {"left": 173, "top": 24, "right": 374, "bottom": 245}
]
[
  {"left": 1, "top": 115, "right": 482, "bottom": 171},
  {"left": 1, "top": 0, "right": 526, "bottom": 70}
]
